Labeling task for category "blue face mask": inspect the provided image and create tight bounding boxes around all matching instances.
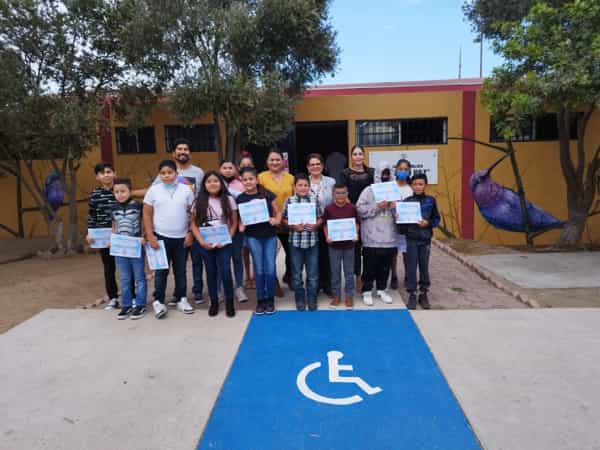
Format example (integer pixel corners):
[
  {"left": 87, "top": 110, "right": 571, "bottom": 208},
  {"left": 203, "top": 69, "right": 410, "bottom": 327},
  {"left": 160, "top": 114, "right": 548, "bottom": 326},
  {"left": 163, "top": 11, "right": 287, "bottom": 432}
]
[{"left": 396, "top": 170, "right": 410, "bottom": 181}]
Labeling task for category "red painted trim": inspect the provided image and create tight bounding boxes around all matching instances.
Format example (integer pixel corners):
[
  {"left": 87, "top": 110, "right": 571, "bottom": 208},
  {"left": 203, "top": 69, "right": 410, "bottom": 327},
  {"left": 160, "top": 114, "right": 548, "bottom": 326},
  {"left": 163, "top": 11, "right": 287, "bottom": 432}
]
[
  {"left": 100, "top": 98, "right": 113, "bottom": 165},
  {"left": 305, "top": 84, "right": 481, "bottom": 97},
  {"left": 461, "top": 91, "right": 476, "bottom": 240}
]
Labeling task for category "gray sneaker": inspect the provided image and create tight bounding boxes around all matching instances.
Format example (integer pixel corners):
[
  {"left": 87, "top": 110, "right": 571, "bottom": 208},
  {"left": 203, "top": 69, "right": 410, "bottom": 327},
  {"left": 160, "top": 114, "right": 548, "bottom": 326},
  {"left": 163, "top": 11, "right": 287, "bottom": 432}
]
[{"left": 105, "top": 298, "right": 119, "bottom": 310}]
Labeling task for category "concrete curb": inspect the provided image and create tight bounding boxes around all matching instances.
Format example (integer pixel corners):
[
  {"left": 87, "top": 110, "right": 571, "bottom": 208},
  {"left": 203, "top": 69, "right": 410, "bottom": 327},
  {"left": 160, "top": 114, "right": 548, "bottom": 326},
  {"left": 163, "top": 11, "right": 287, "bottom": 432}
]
[{"left": 432, "top": 239, "right": 541, "bottom": 309}]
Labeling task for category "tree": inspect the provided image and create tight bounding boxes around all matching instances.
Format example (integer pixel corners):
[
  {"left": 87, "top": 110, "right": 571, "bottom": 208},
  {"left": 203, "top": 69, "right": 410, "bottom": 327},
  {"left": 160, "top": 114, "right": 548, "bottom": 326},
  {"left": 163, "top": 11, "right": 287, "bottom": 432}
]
[
  {"left": 120, "top": 0, "right": 339, "bottom": 162},
  {"left": 0, "top": 0, "right": 134, "bottom": 252},
  {"left": 464, "top": 0, "right": 600, "bottom": 246}
]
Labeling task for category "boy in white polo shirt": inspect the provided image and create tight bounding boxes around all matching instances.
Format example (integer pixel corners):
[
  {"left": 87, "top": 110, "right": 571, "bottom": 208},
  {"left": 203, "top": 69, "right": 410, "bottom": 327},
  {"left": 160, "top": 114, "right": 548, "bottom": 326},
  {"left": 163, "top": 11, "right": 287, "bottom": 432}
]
[{"left": 143, "top": 160, "right": 195, "bottom": 319}]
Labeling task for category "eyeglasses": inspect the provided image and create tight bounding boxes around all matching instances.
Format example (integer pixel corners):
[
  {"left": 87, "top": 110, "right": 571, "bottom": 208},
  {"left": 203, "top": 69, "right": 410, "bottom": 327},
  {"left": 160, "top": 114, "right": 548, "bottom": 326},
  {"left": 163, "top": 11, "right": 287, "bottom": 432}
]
[{"left": 334, "top": 191, "right": 348, "bottom": 196}]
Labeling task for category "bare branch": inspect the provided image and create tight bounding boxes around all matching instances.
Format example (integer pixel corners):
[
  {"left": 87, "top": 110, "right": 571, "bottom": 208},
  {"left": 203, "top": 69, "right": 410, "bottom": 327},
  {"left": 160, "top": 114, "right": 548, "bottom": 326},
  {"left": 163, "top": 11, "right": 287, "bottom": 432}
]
[{"left": 448, "top": 136, "right": 511, "bottom": 153}]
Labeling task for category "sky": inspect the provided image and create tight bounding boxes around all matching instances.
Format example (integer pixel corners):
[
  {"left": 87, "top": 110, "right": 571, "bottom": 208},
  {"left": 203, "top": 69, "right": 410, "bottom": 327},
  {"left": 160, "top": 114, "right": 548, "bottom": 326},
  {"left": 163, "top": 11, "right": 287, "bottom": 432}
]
[{"left": 321, "top": 0, "right": 504, "bottom": 85}]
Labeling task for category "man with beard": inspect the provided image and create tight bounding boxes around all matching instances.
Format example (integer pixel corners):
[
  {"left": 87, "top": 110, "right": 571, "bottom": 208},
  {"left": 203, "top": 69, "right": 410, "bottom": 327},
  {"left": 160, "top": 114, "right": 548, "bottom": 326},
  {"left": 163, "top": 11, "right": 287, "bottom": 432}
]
[{"left": 133, "top": 138, "right": 206, "bottom": 305}]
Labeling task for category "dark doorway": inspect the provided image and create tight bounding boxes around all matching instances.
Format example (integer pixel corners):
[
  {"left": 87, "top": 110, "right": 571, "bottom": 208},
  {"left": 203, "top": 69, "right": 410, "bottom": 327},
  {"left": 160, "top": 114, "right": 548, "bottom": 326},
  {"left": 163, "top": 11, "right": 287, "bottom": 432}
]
[{"left": 294, "top": 121, "right": 348, "bottom": 176}]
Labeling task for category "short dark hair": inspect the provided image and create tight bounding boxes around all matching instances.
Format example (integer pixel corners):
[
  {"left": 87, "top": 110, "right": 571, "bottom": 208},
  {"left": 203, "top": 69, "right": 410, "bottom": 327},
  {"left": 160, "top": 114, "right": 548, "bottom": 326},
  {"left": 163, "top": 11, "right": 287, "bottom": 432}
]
[
  {"left": 411, "top": 173, "right": 428, "bottom": 184},
  {"left": 94, "top": 162, "right": 114, "bottom": 174},
  {"left": 306, "top": 153, "right": 324, "bottom": 165},
  {"left": 395, "top": 159, "right": 412, "bottom": 170},
  {"left": 294, "top": 173, "right": 310, "bottom": 185},
  {"left": 113, "top": 178, "right": 132, "bottom": 190},
  {"left": 333, "top": 181, "right": 347, "bottom": 190},
  {"left": 158, "top": 159, "right": 177, "bottom": 171},
  {"left": 172, "top": 138, "right": 191, "bottom": 152},
  {"left": 239, "top": 166, "right": 258, "bottom": 177}
]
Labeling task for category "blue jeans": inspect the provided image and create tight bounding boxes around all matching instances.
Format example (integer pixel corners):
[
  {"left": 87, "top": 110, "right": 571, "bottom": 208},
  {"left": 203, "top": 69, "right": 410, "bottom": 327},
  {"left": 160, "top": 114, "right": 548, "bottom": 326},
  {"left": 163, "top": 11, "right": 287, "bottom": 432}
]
[
  {"left": 199, "top": 244, "right": 234, "bottom": 303},
  {"left": 115, "top": 253, "right": 147, "bottom": 307},
  {"left": 245, "top": 236, "right": 277, "bottom": 300},
  {"left": 328, "top": 247, "right": 355, "bottom": 299},
  {"left": 153, "top": 235, "right": 186, "bottom": 303},
  {"left": 216, "top": 231, "right": 244, "bottom": 292},
  {"left": 185, "top": 240, "right": 204, "bottom": 297},
  {"left": 290, "top": 244, "right": 319, "bottom": 306}
]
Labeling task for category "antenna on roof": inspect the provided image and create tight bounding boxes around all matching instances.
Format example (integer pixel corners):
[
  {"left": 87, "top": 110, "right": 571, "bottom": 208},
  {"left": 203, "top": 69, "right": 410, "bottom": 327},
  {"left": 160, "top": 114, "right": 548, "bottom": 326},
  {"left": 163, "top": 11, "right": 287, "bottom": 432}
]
[{"left": 458, "top": 45, "right": 462, "bottom": 79}]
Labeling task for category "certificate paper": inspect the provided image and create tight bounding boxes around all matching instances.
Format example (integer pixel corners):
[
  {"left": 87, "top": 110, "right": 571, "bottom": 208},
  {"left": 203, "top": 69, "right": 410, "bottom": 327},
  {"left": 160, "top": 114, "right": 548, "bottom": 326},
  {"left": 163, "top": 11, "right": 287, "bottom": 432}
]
[
  {"left": 145, "top": 240, "right": 169, "bottom": 270},
  {"left": 395, "top": 202, "right": 422, "bottom": 224},
  {"left": 327, "top": 218, "right": 357, "bottom": 242},
  {"left": 87, "top": 228, "right": 112, "bottom": 248},
  {"left": 287, "top": 202, "right": 316, "bottom": 225},
  {"left": 371, "top": 181, "right": 402, "bottom": 202},
  {"left": 109, "top": 234, "right": 142, "bottom": 258},
  {"left": 200, "top": 224, "right": 232, "bottom": 246},
  {"left": 239, "top": 199, "right": 270, "bottom": 225}
]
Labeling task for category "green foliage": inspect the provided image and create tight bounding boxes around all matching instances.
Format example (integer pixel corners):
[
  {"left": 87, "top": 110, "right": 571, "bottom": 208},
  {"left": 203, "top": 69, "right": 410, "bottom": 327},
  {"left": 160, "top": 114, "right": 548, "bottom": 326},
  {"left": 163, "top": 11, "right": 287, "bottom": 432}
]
[{"left": 121, "top": 0, "right": 339, "bottom": 160}]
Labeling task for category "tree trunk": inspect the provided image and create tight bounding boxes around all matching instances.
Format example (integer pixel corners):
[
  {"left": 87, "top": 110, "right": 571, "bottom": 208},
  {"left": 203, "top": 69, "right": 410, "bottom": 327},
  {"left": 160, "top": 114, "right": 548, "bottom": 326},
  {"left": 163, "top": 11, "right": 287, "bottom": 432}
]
[
  {"left": 15, "top": 160, "right": 24, "bottom": 238},
  {"left": 67, "top": 160, "right": 80, "bottom": 253},
  {"left": 557, "top": 206, "right": 587, "bottom": 247},
  {"left": 49, "top": 215, "right": 65, "bottom": 254}
]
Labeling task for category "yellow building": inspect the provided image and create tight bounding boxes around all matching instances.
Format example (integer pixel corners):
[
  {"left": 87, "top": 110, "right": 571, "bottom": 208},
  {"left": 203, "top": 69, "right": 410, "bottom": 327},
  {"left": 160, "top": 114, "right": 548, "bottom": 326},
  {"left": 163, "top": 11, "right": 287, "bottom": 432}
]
[{"left": 1, "top": 78, "right": 598, "bottom": 246}]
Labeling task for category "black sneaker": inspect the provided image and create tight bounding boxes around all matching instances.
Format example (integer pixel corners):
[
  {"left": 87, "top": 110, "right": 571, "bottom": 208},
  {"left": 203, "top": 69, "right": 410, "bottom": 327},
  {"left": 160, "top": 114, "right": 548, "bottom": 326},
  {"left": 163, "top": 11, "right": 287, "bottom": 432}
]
[
  {"left": 418, "top": 292, "right": 431, "bottom": 310},
  {"left": 390, "top": 277, "right": 398, "bottom": 290},
  {"left": 208, "top": 301, "right": 219, "bottom": 317},
  {"left": 130, "top": 305, "right": 146, "bottom": 320},
  {"left": 407, "top": 294, "right": 417, "bottom": 310},
  {"left": 265, "top": 298, "right": 276, "bottom": 315},
  {"left": 167, "top": 297, "right": 178, "bottom": 307},
  {"left": 194, "top": 293, "right": 205, "bottom": 305},
  {"left": 296, "top": 302, "right": 306, "bottom": 311},
  {"left": 117, "top": 306, "right": 133, "bottom": 319},
  {"left": 308, "top": 302, "right": 318, "bottom": 311},
  {"left": 254, "top": 300, "right": 266, "bottom": 315},
  {"left": 225, "top": 300, "right": 235, "bottom": 318}
]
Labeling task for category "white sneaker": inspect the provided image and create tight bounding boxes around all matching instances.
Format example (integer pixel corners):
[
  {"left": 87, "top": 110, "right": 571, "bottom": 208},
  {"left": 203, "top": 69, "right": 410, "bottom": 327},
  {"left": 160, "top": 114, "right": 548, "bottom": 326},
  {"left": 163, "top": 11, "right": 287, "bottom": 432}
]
[
  {"left": 152, "top": 300, "right": 167, "bottom": 319},
  {"left": 176, "top": 297, "right": 194, "bottom": 314},
  {"left": 362, "top": 291, "right": 374, "bottom": 306},
  {"left": 235, "top": 287, "right": 248, "bottom": 303},
  {"left": 104, "top": 298, "right": 119, "bottom": 310},
  {"left": 377, "top": 290, "right": 393, "bottom": 304}
]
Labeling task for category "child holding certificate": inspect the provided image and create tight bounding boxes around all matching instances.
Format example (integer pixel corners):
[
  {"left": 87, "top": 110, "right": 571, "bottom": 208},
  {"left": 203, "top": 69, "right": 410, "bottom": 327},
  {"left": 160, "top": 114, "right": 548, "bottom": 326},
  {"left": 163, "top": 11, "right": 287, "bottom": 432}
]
[
  {"left": 402, "top": 173, "right": 440, "bottom": 310},
  {"left": 111, "top": 178, "right": 146, "bottom": 320},
  {"left": 282, "top": 173, "right": 322, "bottom": 311},
  {"left": 356, "top": 163, "right": 398, "bottom": 306},
  {"left": 143, "top": 160, "right": 195, "bottom": 319},
  {"left": 236, "top": 167, "right": 281, "bottom": 315},
  {"left": 323, "top": 182, "right": 359, "bottom": 309},
  {"left": 190, "top": 171, "right": 238, "bottom": 317}
]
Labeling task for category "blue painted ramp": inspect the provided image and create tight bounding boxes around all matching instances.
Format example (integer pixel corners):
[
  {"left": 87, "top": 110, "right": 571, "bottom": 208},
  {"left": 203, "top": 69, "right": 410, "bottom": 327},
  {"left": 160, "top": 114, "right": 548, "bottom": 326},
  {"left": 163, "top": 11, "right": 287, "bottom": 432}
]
[{"left": 198, "top": 310, "right": 481, "bottom": 450}]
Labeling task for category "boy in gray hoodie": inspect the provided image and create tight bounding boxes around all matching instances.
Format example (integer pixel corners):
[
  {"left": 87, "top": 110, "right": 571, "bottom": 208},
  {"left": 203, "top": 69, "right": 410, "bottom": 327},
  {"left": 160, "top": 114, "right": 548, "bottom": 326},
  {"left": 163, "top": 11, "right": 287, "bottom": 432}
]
[{"left": 356, "top": 162, "right": 398, "bottom": 306}]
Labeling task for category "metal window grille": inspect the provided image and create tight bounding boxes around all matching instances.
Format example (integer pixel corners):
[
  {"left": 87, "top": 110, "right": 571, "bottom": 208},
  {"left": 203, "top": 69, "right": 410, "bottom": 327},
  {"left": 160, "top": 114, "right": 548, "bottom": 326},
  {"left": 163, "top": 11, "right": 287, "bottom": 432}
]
[
  {"left": 356, "top": 118, "right": 447, "bottom": 146},
  {"left": 115, "top": 127, "right": 156, "bottom": 154},
  {"left": 164, "top": 125, "right": 215, "bottom": 152}
]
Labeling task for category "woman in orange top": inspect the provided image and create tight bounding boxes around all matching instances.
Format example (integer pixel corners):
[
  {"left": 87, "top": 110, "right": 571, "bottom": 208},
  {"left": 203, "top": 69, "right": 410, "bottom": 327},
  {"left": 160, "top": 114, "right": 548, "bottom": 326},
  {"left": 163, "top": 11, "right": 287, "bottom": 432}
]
[{"left": 258, "top": 150, "right": 295, "bottom": 287}]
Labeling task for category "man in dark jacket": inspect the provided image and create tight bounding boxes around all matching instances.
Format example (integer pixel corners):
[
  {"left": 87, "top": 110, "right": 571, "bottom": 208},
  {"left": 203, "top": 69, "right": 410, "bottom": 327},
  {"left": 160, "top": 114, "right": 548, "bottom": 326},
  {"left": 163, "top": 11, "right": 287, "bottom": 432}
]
[{"left": 401, "top": 173, "right": 440, "bottom": 310}]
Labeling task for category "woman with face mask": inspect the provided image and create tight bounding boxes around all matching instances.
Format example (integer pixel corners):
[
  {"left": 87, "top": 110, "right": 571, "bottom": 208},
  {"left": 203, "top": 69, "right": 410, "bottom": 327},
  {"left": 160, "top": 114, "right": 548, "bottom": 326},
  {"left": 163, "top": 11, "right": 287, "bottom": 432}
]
[{"left": 391, "top": 159, "right": 413, "bottom": 290}]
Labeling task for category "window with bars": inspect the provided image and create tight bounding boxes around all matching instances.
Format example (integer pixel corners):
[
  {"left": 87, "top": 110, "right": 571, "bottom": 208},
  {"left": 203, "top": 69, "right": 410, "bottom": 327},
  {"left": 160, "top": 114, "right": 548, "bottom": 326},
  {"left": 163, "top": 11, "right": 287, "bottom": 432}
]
[
  {"left": 490, "top": 113, "right": 579, "bottom": 142},
  {"left": 356, "top": 118, "right": 447, "bottom": 147},
  {"left": 164, "top": 125, "right": 216, "bottom": 152},
  {"left": 115, "top": 127, "right": 156, "bottom": 154}
]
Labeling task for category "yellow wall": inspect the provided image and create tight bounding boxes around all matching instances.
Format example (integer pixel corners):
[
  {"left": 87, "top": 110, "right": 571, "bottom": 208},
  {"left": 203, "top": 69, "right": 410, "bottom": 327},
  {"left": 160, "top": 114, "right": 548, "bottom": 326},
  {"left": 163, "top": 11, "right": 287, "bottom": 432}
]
[{"left": 1, "top": 87, "right": 598, "bottom": 246}]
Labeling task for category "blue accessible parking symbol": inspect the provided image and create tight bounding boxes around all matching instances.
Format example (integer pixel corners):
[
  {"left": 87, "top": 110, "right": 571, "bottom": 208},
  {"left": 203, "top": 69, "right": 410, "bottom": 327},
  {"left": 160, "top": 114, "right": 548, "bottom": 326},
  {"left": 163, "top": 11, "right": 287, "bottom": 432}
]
[{"left": 198, "top": 310, "right": 482, "bottom": 450}]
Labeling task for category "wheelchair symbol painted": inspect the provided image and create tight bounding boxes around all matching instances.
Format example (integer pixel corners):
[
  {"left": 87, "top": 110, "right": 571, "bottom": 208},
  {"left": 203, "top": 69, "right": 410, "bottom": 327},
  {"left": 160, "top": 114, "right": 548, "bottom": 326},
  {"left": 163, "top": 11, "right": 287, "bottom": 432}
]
[{"left": 296, "top": 350, "right": 383, "bottom": 406}]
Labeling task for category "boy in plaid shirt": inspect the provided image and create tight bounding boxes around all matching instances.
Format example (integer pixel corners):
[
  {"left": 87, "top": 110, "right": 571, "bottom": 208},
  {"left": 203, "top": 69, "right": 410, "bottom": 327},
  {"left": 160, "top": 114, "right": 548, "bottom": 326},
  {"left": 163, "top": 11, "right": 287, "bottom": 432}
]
[{"left": 283, "top": 173, "right": 322, "bottom": 311}]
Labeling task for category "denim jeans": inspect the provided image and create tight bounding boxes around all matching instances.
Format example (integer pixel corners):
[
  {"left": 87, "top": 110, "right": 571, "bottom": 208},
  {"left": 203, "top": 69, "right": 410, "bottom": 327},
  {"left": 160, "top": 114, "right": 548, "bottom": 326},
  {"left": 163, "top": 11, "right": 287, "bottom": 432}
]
[
  {"left": 406, "top": 239, "right": 431, "bottom": 294},
  {"left": 153, "top": 235, "right": 186, "bottom": 303},
  {"left": 199, "top": 244, "right": 234, "bottom": 303},
  {"left": 217, "top": 231, "right": 244, "bottom": 292},
  {"left": 115, "top": 253, "right": 147, "bottom": 307},
  {"left": 362, "top": 247, "right": 395, "bottom": 292},
  {"left": 184, "top": 240, "right": 204, "bottom": 297},
  {"left": 245, "top": 236, "right": 277, "bottom": 300},
  {"left": 328, "top": 247, "right": 355, "bottom": 299},
  {"left": 290, "top": 244, "right": 319, "bottom": 306}
]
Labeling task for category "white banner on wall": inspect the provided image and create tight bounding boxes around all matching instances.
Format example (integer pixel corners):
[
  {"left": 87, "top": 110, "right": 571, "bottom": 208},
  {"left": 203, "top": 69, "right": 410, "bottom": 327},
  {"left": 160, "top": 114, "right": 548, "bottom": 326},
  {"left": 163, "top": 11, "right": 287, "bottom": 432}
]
[{"left": 368, "top": 149, "right": 438, "bottom": 185}]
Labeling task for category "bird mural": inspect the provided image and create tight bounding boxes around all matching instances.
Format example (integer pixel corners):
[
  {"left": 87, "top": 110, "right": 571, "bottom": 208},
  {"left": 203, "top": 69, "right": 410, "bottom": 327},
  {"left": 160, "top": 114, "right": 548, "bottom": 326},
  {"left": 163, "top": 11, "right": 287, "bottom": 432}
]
[
  {"left": 469, "top": 152, "right": 563, "bottom": 233},
  {"left": 44, "top": 172, "right": 64, "bottom": 211}
]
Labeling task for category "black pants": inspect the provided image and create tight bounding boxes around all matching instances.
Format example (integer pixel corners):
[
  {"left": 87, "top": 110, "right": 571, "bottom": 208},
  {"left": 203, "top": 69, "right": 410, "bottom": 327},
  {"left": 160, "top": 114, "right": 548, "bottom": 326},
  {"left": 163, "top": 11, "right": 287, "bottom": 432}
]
[
  {"left": 99, "top": 248, "right": 136, "bottom": 300},
  {"left": 277, "top": 232, "right": 291, "bottom": 280},
  {"left": 100, "top": 248, "right": 118, "bottom": 299},
  {"left": 153, "top": 235, "right": 186, "bottom": 303},
  {"left": 317, "top": 229, "right": 331, "bottom": 290},
  {"left": 362, "top": 247, "right": 395, "bottom": 292},
  {"left": 406, "top": 239, "right": 431, "bottom": 294},
  {"left": 354, "top": 239, "right": 363, "bottom": 277}
]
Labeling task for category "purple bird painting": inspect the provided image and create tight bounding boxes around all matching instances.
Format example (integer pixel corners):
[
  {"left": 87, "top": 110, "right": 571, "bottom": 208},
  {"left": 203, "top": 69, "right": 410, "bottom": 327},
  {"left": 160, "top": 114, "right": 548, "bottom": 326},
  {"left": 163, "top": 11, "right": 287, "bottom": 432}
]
[{"left": 469, "top": 154, "right": 563, "bottom": 233}]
